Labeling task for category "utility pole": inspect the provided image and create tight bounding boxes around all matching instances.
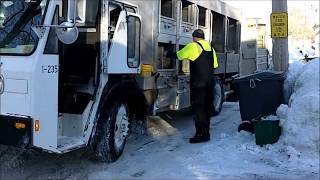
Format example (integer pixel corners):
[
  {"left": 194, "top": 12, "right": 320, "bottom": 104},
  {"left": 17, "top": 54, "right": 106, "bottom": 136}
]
[{"left": 272, "top": 0, "right": 288, "bottom": 71}]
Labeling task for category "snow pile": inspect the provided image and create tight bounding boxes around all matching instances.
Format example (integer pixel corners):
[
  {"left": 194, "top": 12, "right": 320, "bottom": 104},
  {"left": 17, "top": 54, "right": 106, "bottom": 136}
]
[
  {"left": 283, "top": 61, "right": 304, "bottom": 104},
  {"left": 277, "top": 59, "right": 320, "bottom": 157}
]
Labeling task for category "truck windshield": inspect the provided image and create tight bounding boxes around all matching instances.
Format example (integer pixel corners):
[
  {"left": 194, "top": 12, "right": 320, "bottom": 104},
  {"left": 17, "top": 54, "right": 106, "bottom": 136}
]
[{"left": 0, "top": 0, "right": 48, "bottom": 55}]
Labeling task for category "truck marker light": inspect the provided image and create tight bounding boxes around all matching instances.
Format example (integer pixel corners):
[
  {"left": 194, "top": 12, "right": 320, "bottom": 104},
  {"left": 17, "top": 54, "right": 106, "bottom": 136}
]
[
  {"left": 15, "top": 122, "right": 26, "bottom": 129},
  {"left": 35, "top": 119, "right": 40, "bottom": 131}
]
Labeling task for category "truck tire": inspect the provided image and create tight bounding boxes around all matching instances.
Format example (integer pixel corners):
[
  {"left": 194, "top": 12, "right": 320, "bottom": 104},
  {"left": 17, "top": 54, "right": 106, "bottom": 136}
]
[
  {"left": 212, "top": 77, "right": 224, "bottom": 116},
  {"left": 92, "top": 101, "right": 130, "bottom": 162}
]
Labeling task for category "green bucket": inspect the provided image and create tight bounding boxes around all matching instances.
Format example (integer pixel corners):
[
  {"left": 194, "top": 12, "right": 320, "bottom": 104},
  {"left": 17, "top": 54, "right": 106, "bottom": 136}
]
[{"left": 254, "top": 120, "right": 282, "bottom": 146}]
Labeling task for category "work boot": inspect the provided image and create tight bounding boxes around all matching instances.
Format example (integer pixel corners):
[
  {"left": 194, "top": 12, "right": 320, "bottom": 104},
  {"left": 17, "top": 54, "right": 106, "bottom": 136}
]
[{"left": 189, "top": 132, "right": 210, "bottom": 144}]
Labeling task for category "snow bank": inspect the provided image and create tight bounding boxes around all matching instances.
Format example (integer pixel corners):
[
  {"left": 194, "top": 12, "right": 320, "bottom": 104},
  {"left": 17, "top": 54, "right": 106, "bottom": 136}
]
[
  {"left": 277, "top": 59, "right": 320, "bottom": 158},
  {"left": 283, "top": 61, "right": 304, "bottom": 104}
]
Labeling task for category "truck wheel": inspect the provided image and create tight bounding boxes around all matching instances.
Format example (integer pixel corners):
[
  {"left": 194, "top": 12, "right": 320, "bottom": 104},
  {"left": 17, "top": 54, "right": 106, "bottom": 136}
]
[
  {"left": 92, "top": 101, "right": 130, "bottom": 162},
  {"left": 212, "top": 77, "right": 224, "bottom": 116}
]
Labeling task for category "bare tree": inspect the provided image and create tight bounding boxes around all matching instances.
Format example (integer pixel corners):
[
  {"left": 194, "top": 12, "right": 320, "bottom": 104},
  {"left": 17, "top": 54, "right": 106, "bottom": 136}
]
[{"left": 288, "top": 7, "right": 317, "bottom": 43}]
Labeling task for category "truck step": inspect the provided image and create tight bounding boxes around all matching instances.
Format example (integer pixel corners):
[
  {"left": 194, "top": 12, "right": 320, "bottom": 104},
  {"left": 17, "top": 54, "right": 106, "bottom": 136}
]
[{"left": 224, "top": 90, "right": 235, "bottom": 96}]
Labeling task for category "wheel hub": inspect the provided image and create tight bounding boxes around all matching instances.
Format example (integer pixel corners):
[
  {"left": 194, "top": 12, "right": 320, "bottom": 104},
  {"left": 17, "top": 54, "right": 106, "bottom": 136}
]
[{"left": 114, "top": 105, "right": 129, "bottom": 150}]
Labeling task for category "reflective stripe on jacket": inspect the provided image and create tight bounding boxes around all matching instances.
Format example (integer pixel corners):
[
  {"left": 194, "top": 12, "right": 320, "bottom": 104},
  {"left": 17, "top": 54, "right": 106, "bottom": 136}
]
[{"left": 176, "top": 39, "right": 218, "bottom": 68}]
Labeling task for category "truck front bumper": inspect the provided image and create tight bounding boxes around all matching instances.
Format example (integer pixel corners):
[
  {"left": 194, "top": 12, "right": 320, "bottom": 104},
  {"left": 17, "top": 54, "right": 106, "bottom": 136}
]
[{"left": 0, "top": 115, "right": 32, "bottom": 148}]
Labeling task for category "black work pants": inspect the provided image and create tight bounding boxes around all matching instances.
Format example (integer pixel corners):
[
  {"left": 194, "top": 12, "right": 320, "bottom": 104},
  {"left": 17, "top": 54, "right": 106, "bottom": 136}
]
[{"left": 190, "top": 82, "right": 214, "bottom": 135}]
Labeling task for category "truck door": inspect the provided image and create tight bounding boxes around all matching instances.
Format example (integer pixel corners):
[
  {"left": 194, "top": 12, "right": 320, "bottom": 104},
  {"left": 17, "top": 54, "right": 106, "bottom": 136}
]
[
  {"left": 32, "top": 5, "right": 60, "bottom": 149},
  {"left": 0, "top": 1, "right": 59, "bottom": 149},
  {"left": 107, "top": 11, "right": 141, "bottom": 74}
]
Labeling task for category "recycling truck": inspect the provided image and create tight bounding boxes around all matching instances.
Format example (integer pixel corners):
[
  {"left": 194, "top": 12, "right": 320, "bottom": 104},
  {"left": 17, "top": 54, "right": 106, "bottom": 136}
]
[{"left": 0, "top": 0, "right": 242, "bottom": 162}]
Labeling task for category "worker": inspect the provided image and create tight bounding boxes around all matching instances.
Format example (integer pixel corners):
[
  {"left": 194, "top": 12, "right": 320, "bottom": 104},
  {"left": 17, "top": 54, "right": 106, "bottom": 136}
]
[{"left": 176, "top": 29, "right": 218, "bottom": 143}]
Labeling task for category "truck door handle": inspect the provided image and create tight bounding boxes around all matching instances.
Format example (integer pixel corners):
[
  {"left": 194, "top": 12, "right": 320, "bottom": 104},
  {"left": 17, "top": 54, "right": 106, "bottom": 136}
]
[{"left": 0, "top": 75, "right": 4, "bottom": 94}]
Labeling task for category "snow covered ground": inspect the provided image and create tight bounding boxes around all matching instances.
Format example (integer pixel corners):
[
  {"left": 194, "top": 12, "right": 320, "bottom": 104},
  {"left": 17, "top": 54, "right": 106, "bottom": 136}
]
[
  {"left": 0, "top": 60, "right": 319, "bottom": 180},
  {"left": 0, "top": 104, "right": 318, "bottom": 179}
]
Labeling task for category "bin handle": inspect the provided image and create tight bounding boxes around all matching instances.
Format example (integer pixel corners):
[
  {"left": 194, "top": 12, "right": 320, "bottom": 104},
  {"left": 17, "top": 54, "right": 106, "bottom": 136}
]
[
  {"left": 255, "top": 78, "right": 262, "bottom": 82},
  {"left": 250, "top": 79, "right": 256, "bottom": 88},
  {"left": 250, "top": 78, "right": 262, "bottom": 88}
]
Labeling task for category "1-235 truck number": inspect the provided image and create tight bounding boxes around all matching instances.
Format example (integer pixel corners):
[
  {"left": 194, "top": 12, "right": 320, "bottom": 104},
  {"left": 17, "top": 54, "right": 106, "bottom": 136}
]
[{"left": 42, "top": 65, "right": 59, "bottom": 74}]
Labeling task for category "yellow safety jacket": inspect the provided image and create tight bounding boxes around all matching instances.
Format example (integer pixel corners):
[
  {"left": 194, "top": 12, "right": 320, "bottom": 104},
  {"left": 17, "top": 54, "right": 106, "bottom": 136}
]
[{"left": 177, "top": 39, "right": 219, "bottom": 68}]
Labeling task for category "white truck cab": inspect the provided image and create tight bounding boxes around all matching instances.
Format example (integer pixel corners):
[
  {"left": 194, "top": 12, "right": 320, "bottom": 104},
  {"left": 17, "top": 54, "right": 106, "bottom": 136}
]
[{"left": 0, "top": 0, "right": 144, "bottom": 162}]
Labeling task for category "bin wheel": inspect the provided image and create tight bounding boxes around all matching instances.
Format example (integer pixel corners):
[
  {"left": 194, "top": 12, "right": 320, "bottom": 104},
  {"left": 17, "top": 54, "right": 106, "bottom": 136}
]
[
  {"left": 238, "top": 121, "right": 254, "bottom": 133},
  {"left": 212, "top": 77, "right": 224, "bottom": 116}
]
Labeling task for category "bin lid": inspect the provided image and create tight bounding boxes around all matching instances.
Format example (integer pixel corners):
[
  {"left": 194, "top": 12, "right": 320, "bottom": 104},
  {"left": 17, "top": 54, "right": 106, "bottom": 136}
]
[{"left": 234, "top": 71, "right": 286, "bottom": 83}]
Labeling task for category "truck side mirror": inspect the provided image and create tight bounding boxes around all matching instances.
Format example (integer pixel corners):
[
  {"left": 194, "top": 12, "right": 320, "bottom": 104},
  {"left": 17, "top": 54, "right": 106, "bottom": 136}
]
[
  {"left": 55, "top": 22, "right": 79, "bottom": 44},
  {"left": 31, "top": 3, "right": 79, "bottom": 45},
  {"left": 55, "top": 0, "right": 79, "bottom": 44}
]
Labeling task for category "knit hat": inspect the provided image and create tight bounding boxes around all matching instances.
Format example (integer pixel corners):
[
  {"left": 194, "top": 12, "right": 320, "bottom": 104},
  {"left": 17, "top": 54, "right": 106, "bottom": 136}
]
[{"left": 192, "top": 29, "right": 205, "bottom": 39}]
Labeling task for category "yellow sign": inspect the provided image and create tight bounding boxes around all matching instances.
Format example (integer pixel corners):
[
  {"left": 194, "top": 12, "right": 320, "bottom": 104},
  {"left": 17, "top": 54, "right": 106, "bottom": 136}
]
[{"left": 271, "top": 12, "right": 288, "bottom": 38}]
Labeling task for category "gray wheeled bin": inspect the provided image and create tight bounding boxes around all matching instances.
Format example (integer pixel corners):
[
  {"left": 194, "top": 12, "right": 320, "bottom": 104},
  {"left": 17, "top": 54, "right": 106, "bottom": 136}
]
[{"left": 233, "top": 71, "right": 286, "bottom": 122}]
